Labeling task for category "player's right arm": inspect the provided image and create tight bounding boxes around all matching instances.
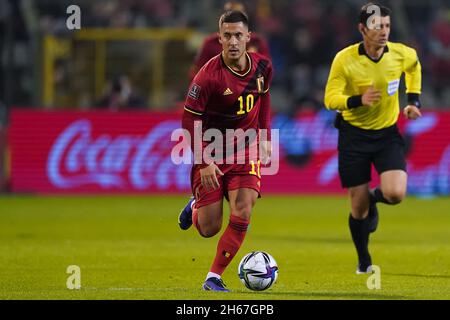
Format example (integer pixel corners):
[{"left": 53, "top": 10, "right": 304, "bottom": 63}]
[
  {"left": 182, "top": 69, "right": 223, "bottom": 190},
  {"left": 183, "top": 68, "right": 208, "bottom": 158}
]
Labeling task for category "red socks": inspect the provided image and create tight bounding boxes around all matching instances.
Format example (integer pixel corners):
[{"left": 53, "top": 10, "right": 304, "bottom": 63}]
[
  {"left": 193, "top": 206, "right": 250, "bottom": 276},
  {"left": 210, "top": 214, "right": 249, "bottom": 275}
]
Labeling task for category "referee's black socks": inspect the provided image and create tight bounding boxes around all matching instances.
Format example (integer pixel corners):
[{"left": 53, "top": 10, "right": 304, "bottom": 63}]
[{"left": 349, "top": 214, "right": 372, "bottom": 267}]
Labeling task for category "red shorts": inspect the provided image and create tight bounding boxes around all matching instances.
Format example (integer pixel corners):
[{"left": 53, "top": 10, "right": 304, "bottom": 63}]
[{"left": 191, "top": 163, "right": 261, "bottom": 208}]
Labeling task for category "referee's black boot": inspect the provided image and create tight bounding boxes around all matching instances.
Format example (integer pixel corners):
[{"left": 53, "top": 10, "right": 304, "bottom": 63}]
[
  {"left": 178, "top": 196, "right": 195, "bottom": 230},
  {"left": 356, "top": 261, "right": 373, "bottom": 274}
]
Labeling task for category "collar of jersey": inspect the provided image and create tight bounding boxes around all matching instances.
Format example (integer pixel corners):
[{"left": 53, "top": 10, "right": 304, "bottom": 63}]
[
  {"left": 221, "top": 52, "right": 252, "bottom": 77},
  {"left": 358, "top": 42, "right": 389, "bottom": 63}
]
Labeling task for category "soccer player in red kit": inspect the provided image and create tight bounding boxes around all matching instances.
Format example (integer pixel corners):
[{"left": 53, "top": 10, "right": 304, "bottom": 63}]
[
  {"left": 188, "top": 1, "right": 271, "bottom": 81},
  {"left": 178, "top": 10, "right": 273, "bottom": 292}
]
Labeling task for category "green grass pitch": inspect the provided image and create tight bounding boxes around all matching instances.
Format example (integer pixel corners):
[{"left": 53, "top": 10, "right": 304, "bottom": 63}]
[{"left": 0, "top": 195, "right": 449, "bottom": 300}]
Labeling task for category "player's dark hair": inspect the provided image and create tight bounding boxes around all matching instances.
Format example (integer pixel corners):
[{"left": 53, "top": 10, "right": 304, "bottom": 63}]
[
  {"left": 359, "top": 3, "right": 391, "bottom": 25},
  {"left": 219, "top": 10, "right": 249, "bottom": 28}
]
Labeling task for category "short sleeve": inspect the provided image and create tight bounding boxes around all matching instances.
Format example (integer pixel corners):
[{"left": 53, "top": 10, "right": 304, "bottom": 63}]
[
  {"left": 262, "top": 59, "right": 273, "bottom": 94},
  {"left": 184, "top": 69, "right": 215, "bottom": 116}
]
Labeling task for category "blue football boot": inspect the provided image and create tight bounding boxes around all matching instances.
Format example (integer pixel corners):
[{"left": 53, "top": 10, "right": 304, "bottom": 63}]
[
  {"left": 202, "top": 277, "right": 230, "bottom": 292},
  {"left": 178, "top": 196, "right": 195, "bottom": 230}
]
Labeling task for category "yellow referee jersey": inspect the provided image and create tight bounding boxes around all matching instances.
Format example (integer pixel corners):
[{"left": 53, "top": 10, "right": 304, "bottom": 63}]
[{"left": 324, "top": 41, "right": 421, "bottom": 130}]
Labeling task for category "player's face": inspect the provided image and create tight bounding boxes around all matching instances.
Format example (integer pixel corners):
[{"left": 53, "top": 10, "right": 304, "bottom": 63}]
[
  {"left": 219, "top": 22, "right": 251, "bottom": 62},
  {"left": 362, "top": 16, "right": 390, "bottom": 47}
]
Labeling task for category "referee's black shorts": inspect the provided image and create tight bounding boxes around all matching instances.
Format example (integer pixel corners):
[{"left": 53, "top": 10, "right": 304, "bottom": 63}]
[{"left": 335, "top": 114, "right": 407, "bottom": 188}]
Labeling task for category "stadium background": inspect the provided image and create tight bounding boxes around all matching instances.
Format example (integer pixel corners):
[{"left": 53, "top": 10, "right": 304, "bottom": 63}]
[{"left": 0, "top": 0, "right": 450, "bottom": 300}]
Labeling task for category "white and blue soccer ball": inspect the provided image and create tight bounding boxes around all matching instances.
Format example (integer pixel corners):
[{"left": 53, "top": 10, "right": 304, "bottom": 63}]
[{"left": 238, "top": 251, "right": 278, "bottom": 291}]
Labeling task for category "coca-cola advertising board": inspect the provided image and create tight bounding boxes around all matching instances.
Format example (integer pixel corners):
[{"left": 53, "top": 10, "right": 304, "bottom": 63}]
[
  {"left": 10, "top": 110, "right": 190, "bottom": 194},
  {"left": 9, "top": 109, "right": 450, "bottom": 196}
]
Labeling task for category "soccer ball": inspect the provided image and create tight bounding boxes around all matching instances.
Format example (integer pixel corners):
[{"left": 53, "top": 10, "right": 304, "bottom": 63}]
[{"left": 238, "top": 251, "right": 278, "bottom": 291}]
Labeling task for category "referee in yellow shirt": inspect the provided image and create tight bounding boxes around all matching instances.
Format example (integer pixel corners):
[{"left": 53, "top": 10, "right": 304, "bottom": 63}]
[{"left": 324, "top": 3, "right": 422, "bottom": 274}]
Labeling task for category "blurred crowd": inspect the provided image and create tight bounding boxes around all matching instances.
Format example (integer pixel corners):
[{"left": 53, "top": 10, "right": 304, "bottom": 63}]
[{"left": 0, "top": 0, "right": 449, "bottom": 114}]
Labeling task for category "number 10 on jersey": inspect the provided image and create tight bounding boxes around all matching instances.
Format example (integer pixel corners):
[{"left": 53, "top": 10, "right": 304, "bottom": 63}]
[{"left": 237, "top": 94, "right": 255, "bottom": 115}]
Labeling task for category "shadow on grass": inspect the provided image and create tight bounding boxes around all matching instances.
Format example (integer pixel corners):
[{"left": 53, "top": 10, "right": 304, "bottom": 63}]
[
  {"left": 254, "top": 235, "right": 350, "bottom": 244},
  {"left": 236, "top": 290, "right": 405, "bottom": 299},
  {"left": 384, "top": 273, "right": 450, "bottom": 280}
]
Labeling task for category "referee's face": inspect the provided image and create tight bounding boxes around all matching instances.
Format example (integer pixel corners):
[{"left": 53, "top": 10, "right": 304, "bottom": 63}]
[{"left": 362, "top": 16, "right": 390, "bottom": 48}]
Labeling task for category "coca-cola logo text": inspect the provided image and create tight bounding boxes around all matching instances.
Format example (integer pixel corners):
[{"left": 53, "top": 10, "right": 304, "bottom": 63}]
[{"left": 47, "top": 119, "right": 190, "bottom": 190}]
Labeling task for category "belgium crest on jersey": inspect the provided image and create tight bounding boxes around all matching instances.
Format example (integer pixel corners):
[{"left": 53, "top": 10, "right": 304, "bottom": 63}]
[{"left": 256, "top": 75, "right": 264, "bottom": 93}]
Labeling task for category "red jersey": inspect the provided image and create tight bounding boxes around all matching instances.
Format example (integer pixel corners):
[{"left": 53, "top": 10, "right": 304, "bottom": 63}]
[
  {"left": 183, "top": 52, "right": 272, "bottom": 165},
  {"left": 185, "top": 51, "right": 271, "bottom": 132},
  {"left": 190, "top": 33, "right": 271, "bottom": 80}
]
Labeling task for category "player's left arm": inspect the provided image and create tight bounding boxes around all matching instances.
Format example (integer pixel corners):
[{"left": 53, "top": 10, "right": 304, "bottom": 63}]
[
  {"left": 403, "top": 46, "right": 423, "bottom": 120},
  {"left": 259, "top": 93, "right": 271, "bottom": 164},
  {"left": 259, "top": 60, "right": 273, "bottom": 164}
]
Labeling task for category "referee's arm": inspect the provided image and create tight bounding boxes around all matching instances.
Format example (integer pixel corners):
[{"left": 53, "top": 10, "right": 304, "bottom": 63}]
[
  {"left": 324, "top": 55, "right": 359, "bottom": 111},
  {"left": 404, "top": 47, "right": 422, "bottom": 108}
]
